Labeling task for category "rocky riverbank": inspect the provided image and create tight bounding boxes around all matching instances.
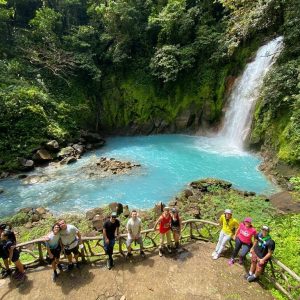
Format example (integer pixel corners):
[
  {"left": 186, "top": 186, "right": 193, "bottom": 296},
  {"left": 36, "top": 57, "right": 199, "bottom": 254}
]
[{"left": 2, "top": 178, "right": 297, "bottom": 243}]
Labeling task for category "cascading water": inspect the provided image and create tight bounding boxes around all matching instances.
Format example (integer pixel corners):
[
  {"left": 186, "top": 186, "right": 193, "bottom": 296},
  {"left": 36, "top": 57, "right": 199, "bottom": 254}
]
[{"left": 219, "top": 36, "right": 284, "bottom": 149}]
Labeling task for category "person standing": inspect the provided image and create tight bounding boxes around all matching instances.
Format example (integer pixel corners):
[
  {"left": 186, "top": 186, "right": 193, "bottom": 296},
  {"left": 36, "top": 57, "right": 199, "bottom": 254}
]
[
  {"left": 126, "top": 210, "right": 145, "bottom": 258},
  {"left": 45, "top": 223, "right": 62, "bottom": 282},
  {"left": 58, "top": 220, "right": 82, "bottom": 270},
  {"left": 246, "top": 225, "right": 275, "bottom": 282},
  {"left": 229, "top": 217, "right": 257, "bottom": 265},
  {"left": 154, "top": 207, "right": 172, "bottom": 257},
  {"left": 0, "top": 230, "right": 25, "bottom": 281},
  {"left": 103, "top": 212, "right": 120, "bottom": 269},
  {"left": 212, "top": 209, "right": 239, "bottom": 260},
  {"left": 171, "top": 208, "right": 182, "bottom": 249}
]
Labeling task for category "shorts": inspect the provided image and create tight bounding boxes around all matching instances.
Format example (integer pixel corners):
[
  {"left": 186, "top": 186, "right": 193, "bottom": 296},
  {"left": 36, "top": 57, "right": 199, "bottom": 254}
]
[
  {"left": 49, "top": 246, "right": 61, "bottom": 261},
  {"left": 126, "top": 237, "right": 143, "bottom": 248},
  {"left": 1, "top": 249, "right": 20, "bottom": 262},
  {"left": 251, "top": 251, "right": 268, "bottom": 272},
  {"left": 64, "top": 245, "right": 79, "bottom": 256},
  {"left": 171, "top": 226, "right": 180, "bottom": 233}
]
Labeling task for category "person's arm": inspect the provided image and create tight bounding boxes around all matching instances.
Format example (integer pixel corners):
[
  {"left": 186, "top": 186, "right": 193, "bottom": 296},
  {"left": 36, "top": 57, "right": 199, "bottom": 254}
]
[
  {"left": 233, "top": 224, "right": 240, "bottom": 240},
  {"left": 115, "top": 222, "right": 120, "bottom": 239},
  {"left": 250, "top": 237, "right": 258, "bottom": 253},
  {"left": 260, "top": 249, "right": 273, "bottom": 264},
  {"left": 153, "top": 216, "right": 162, "bottom": 230},
  {"left": 103, "top": 227, "right": 109, "bottom": 244},
  {"left": 127, "top": 221, "right": 132, "bottom": 236},
  {"left": 45, "top": 234, "right": 53, "bottom": 258}
]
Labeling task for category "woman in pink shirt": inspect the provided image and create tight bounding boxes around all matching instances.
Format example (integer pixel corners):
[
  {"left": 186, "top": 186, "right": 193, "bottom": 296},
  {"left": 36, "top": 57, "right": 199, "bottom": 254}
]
[{"left": 229, "top": 217, "right": 257, "bottom": 265}]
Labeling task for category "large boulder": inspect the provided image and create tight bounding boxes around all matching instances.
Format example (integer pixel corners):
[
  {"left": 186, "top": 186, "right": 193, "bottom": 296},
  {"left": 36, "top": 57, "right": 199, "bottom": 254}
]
[
  {"left": 45, "top": 140, "right": 59, "bottom": 151},
  {"left": 81, "top": 132, "right": 105, "bottom": 144},
  {"left": 58, "top": 146, "right": 75, "bottom": 158},
  {"left": 34, "top": 149, "right": 53, "bottom": 161},
  {"left": 108, "top": 202, "right": 123, "bottom": 215},
  {"left": 92, "top": 214, "right": 106, "bottom": 231},
  {"left": 183, "top": 189, "right": 193, "bottom": 198},
  {"left": 36, "top": 207, "right": 48, "bottom": 215},
  {"left": 22, "top": 175, "right": 49, "bottom": 185},
  {"left": 19, "top": 158, "right": 34, "bottom": 171},
  {"left": 60, "top": 156, "right": 77, "bottom": 165},
  {"left": 190, "top": 178, "right": 232, "bottom": 192},
  {"left": 86, "top": 208, "right": 104, "bottom": 220},
  {"left": 72, "top": 144, "right": 85, "bottom": 155}
]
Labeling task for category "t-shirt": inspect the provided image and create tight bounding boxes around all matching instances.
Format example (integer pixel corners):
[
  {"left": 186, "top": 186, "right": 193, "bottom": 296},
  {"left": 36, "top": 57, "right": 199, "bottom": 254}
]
[
  {"left": 254, "top": 233, "right": 275, "bottom": 259},
  {"left": 60, "top": 224, "right": 79, "bottom": 249},
  {"left": 103, "top": 219, "right": 120, "bottom": 240},
  {"left": 46, "top": 232, "right": 61, "bottom": 249},
  {"left": 1, "top": 240, "right": 15, "bottom": 256},
  {"left": 237, "top": 222, "right": 257, "bottom": 245},
  {"left": 219, "top": 214, "right": 239, "bottom": 236},
  {"left": 127, "top": 217, "right": 141, "bottom": 239}
]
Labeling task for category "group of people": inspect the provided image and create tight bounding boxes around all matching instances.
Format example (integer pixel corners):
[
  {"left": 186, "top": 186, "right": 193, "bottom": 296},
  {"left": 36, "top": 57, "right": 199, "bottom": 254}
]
[
  {"left": 212, "top": 209, "right": 276, "bottom": 282},
  {"left": 0, "top": 207, "right": 275, "bottom": 284}
]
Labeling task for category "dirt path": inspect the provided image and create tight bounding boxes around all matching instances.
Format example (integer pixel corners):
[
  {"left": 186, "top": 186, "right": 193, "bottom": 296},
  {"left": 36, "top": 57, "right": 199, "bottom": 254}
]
[{"left": 0, "top": 241, "right": 275, "bottom": 300}]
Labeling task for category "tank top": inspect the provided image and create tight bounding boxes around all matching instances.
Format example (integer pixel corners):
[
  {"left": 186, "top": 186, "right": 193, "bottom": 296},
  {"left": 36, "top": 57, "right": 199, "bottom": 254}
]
[
  {"left": 159, "top": 214, "right": 171, "bottom": 234},
  {"left": 171, "top": 215, "right": 180, "bottom": 227}
]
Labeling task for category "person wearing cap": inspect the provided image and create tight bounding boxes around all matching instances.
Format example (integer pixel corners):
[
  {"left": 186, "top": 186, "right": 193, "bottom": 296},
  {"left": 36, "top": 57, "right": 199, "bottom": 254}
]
[
  {"left": 154, "top": 207, "right": 172, "bottom": 257},
  {"left": 212, "top": 209, "right": 239, "bottom": 260},
  {"left": 171, "top": 208, "right": 182, "bottom": 249},
  {"left": 246, "top": 225, "right": 275, "bottom": 282},
  {"left": 228, "top": 217, "right": 257, "bottom": 265},
  {"left": 103, "top": 212, "right": 120, "bottom": 269},
  {"left": 58, "top": 219, "right": 82, "bottom": 270},
  {"left": 126, "top": 210, "right": 145, "bottom": 258}
]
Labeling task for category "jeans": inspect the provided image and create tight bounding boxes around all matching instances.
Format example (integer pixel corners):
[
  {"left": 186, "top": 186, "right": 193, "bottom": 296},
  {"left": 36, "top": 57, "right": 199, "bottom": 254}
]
[
  {"left": 231, "top": 237, "right": 251, "bottom": 259},
  {"left": 104, "top": 238, "right": 115, "bottom": 260},
  {"left": 215, "top": 230, "right": 231, "bottom": 255}
]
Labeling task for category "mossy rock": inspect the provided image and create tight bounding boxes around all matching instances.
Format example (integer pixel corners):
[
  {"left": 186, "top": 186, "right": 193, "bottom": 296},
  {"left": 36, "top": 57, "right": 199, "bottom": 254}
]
[{"left": 190, "top": 178, "right": 232, "bottom": 191}]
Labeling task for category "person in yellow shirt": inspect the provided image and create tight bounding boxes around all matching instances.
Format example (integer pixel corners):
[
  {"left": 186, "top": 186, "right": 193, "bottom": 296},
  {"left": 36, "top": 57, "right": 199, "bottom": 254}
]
[{"left": 212, "top": 209, "right": 239, "bottom": 260}]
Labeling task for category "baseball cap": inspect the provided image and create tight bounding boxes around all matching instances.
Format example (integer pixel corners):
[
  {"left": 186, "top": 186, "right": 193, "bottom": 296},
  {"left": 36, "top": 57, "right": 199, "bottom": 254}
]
[
  {"left": 244, "top": 217, "right": 252, "bottom": 223},
  {"left": 111, "top": 212, "right": 117, "bottom": 218},
  {"left": 0, "top": 224, "right": 6, "bottom": 230},
  {"left": 261, "top": 225, "right": 270, "bottom": 232},
  {"left": 224, "top": 209, "right": 232, "bottom": 214},
  {"left": 171, "top": 208, "right": 177, "bottom": 213}
]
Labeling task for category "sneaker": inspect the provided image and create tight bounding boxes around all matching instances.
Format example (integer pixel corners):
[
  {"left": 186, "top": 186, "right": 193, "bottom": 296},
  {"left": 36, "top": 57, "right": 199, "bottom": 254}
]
[
  {"left": 228, "top": 258, "right": 234, "bottom": 266},
  {"left": 212, "top": 254, "right": 219, "bottom": 260},
  {"left": 158, "top": 249, "right": 163, "bottom": 257},
  {"left": 211, "top": 251, "right": 217, "bottom": 257},
  {"left": 52, "top": 272, "right": 58, "bottom": 282},
  {"left": 140, "top": 251, "right": 145, "bottom": 258},
  {"left": 106, "top": 260, "right": 112, "bottom": 270},
  {"left": 247, "top": 274, "right": 257, "bottom": 282},
  {"left": 238, "top": 257, "right": 244, "bottom": 265},
  {"left": 67, "top": 264, "right": 74, "bottom": 271},
  {"left": 244, "top": 273, "right": 251, "bottom": 280},
  {"left": 167, "top": 246, "right": 172, "bottom": 253}
]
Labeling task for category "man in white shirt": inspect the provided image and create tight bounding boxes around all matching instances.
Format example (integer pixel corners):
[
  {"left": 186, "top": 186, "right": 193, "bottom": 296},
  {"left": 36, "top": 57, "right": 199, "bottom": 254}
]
[
  {"left": 126, "top": 210, "right": 145, "bottom": 258},
  {"left": 58, "top": 220, "right": 82, "bottom": 270}
]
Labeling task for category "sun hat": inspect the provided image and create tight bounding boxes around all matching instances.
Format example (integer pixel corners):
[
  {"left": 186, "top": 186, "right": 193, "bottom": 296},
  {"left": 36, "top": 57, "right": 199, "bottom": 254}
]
[
  {"left": 224, "top": 209, "right": 232, "bottom": 214},
  {"left": 244, "top": 217, "right": 252, "bottom": 223},
  {"left": 163, "top": 206, "right": 170, "bottom": 211}
]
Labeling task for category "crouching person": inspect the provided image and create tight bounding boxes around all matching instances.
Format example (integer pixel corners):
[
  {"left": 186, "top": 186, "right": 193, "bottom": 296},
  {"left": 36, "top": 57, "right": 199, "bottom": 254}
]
[
  {"left": 1, "top": 230, "right": 25, "bottom": 281},
  {"left": 246, "top": 225, "right": 275, "bottom": 282},
  {"left": 126, "top": 210, "right": 145, "bottom": 258}
]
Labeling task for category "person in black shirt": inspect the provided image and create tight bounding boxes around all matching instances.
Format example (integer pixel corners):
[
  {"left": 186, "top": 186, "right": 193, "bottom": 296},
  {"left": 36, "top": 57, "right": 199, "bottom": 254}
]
[
  {"left": 246, "top": 225, "right": 275, "bottom": 282},
  {"left": 103, "top": 212, "right": 120, "bottom": 270}
]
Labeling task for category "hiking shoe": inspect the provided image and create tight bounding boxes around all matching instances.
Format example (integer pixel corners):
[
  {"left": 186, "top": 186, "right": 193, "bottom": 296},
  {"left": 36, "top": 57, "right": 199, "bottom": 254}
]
[
  {"left": 140, "top": 251, "right": 145, "bottom": 258},
  {"left": 244, "top": 273, "right": 251, "bottom": 280},
  {"left": 211, "top": 251, "right": 217, "bottom": 257},
  {"left": 67, "top": 264, "right": 74, "bottom": 271},
  {"left": 212, "top": 254, "right": 219, "bottom": 260},
  {"left": 158, "top": 249, "right": 163, "bottom": 257},
  {"left": 247, "top": 275, "right": 257, "bottom": 282},
  {"left": 167, "top": 246, "right": 172, "bottom": 253},
  {"left": 238, "top": 257, "right": 244, "bottom": 265},
  {"left": 228, "top": 258, "right": 234, "bottom": 266},
  {"left": 52, "top": 272, "right": 58, "bottom": 282}
]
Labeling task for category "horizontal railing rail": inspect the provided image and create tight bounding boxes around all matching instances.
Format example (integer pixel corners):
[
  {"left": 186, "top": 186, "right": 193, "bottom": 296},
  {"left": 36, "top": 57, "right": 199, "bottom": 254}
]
[{"left": 1, "top": 219, "right": 299, "bottom": 300}]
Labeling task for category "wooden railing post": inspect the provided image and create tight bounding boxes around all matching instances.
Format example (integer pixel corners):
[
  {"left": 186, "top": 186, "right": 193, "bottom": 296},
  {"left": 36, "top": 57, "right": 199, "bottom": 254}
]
[{"left": 37, "top": 242, "right": 44, "bottom": 263}]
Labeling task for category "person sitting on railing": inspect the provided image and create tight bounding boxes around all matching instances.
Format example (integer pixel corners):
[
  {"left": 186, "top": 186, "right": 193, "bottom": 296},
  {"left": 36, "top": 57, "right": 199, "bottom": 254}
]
[
  {"left": 0, "top": 223, "right": 16, "bottom": 279},
  {"left": 171, "top": 208, "right": 182, "bottom": 250},
  {"left": 126, "top": 210, "right": 145, "bottom": 259},
  {"left": 58, "top": 219, "right": 82, "bottom": 271},
  {"left": 154, "top": 206, "right": 172, "bottom": 257},
  {"left": 103, "top": 212, "right": 120, "bottom": 270},
  {"left": 0, "top": 229, "right": 25, "bottom": 281},
  {"left": 228, "top": 217, "right": 257, "bottom": 265},
  {"left": 44, "top": 223, "right": 62, "bottom": 282},
  {"left": 245, "top": 225, "right": 275, "bottom": 282},
  {"left": 212, "top": 209, "right": 239, "bottom": 260}
]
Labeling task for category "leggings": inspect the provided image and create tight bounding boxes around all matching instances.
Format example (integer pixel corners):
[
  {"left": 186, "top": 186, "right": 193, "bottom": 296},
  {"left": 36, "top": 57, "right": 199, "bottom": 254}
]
[{"left": 231, "top": 237, "right": 251, "bottom": 259}]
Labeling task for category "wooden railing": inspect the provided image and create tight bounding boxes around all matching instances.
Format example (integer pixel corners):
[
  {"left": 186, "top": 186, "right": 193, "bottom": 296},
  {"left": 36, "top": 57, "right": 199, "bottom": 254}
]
[{"left": 2, "top": 219, "right": 299, "bottom": 300}]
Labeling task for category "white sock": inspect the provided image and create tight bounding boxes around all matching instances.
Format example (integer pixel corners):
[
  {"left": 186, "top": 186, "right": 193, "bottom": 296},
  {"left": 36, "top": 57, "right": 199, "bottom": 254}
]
[{"left": 249, "top": 271, "right": 253, "bottom": 275}]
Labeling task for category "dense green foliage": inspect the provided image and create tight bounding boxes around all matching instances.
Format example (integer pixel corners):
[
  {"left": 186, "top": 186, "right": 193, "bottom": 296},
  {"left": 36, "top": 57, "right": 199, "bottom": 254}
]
[{"left": 1, "top": 0, "right": 298, "bottom": 170}]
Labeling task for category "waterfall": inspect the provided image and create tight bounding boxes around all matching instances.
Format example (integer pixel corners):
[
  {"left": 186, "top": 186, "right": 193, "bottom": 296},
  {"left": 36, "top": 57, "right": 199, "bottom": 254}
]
[{"left": 219, "top": 36, "right": 284, "bottom": 149}]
